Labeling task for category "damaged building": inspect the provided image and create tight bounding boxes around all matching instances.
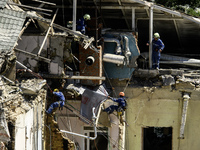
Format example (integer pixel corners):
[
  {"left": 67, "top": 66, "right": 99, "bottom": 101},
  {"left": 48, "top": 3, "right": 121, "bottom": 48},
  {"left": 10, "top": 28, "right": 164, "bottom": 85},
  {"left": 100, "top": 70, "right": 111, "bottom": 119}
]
[{"left": 1, "top": 0, "right": 200, "bottom": 150}]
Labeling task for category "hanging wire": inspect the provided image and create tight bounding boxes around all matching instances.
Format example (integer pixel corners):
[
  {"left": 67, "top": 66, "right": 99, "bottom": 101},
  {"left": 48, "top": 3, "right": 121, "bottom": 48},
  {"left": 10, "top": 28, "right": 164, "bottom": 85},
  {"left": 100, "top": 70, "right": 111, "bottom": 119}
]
[
  {"left": 102, "top": 66, "right": 117, "bottom": 97},
  {"left": 123, "top": 68, "right": 134, "bottom": 93},
  {"left": 61, "top": 0, "right": 65, "bottom": 27}
]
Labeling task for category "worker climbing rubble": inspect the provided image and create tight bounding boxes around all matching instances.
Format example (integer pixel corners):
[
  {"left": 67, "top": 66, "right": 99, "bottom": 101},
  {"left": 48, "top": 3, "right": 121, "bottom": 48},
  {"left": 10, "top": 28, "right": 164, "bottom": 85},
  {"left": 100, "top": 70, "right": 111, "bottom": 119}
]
[
  {"left": 76, "top": 14, "right": 91, "bottom": 34},
  {"left": 46, "top": 89, "right": 66, "bottom": 114},
  {"left": 103, "top": 92, "right": 127, "bottom": 117}
]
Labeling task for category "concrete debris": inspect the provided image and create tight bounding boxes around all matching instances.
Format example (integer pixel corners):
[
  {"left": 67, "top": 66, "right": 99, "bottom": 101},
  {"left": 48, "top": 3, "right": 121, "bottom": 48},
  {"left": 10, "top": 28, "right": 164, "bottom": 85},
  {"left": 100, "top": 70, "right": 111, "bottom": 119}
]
[
  {"left": 0, "top": 110, "right": 10, "bottom": 143},
  {"left": 66, "top": 84, "right": 85, "bottom": 95},
  {"left": 0, "top": 78, "right": 46, "bottom": 123},
  {"left": 161, "top": 75, "right": 175, "bottom": 86},
  {"left": 20, "top": 79, "right": 46, "bottom": 95}
]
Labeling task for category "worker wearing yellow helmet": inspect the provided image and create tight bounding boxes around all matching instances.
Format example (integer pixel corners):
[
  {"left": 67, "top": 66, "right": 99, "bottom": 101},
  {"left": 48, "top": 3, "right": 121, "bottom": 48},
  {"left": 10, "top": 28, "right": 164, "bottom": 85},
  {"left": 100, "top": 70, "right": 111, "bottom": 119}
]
[
  {"left": 146, "top": 32, "right": 165, "bottom": 69},
  {"left": 103, "top": 92, "right": 127, "bottom": 115},
  {"left": 46, "top": 89, "right": 65, "bottom": 114},
  {"left": 77, "top": 14, "right": 91, "bottom": 34}
]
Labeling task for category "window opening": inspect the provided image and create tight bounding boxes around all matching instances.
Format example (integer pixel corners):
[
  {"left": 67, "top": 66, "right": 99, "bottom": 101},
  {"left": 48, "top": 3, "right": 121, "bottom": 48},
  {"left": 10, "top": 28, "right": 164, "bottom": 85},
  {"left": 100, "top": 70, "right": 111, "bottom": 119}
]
[
  {"left": 143, "top": 127, "right": 172, "bottom": 150},
  {"left": 84, "top": 127, "right": 108, "bottom": 150}
]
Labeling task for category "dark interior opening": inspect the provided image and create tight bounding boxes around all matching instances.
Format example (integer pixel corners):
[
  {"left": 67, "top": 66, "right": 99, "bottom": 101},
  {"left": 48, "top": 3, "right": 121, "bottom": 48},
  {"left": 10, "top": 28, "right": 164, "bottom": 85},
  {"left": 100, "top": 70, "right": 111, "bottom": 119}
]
[{"left": 143, "top": 127, "right": 172, "bottom": 150}]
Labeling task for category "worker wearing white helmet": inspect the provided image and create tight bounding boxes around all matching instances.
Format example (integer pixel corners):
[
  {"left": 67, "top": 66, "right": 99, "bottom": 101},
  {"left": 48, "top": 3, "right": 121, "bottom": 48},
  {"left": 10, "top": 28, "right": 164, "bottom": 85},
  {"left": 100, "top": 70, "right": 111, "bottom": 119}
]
[
  {"left": 146, "top": 32, "right": 165, "bottom": 69},
  {"left": 77, "top": 14, "right": 91, "bottom": 34}
]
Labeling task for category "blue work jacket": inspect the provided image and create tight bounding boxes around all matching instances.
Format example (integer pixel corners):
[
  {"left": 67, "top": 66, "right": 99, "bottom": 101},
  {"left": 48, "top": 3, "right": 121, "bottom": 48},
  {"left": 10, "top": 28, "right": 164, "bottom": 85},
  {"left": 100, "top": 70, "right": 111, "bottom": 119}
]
[
  {"left": 152, "top": 38, "right": 165, "bottom": 52},
  {"left": 112, "top": 97, "right": 126, "bottom": 108},
  {"left": 53, "top": 92, "right": 65, "bottom": 101}
]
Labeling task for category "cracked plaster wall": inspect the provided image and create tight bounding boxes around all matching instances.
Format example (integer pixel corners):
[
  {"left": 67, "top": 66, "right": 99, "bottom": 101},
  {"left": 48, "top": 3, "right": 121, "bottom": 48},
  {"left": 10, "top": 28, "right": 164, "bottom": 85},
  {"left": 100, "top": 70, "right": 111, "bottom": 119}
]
[
  {"left": 16, "top": 36, "right": 70, "bottom": 75},
  {"left": 125, "top": 83, "right": 200, "bottom": 150}
]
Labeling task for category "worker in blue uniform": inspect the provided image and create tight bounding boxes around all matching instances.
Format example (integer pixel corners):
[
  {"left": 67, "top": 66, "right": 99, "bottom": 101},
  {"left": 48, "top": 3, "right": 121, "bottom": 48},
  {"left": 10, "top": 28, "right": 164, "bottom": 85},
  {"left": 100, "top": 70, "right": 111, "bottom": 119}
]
[
  {"left": 46, "top": 89, "right": 65, "bottom": 114},
  {"left": 146, "top": 32, "right": 165, "bottom": 69},
  {"left": 103, "top": 92, "right": 127, "bottom": 115},
  {"left": 76, "top": 14, "right": 91, "bottom": 34}
]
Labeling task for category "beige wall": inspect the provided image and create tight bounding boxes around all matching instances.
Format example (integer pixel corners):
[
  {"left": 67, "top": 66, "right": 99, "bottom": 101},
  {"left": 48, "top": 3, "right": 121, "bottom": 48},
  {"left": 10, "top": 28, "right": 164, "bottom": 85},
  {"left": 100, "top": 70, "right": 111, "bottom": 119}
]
[{"left": 125, "top": 86, "right": 200, "bottom": 150}]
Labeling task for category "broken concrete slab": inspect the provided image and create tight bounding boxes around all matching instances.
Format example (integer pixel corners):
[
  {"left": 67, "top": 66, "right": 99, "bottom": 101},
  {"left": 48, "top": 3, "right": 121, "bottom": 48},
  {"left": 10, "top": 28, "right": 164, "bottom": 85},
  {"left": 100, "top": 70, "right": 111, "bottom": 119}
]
[{"left": 20, "top": 79, "right": 46, "bottom": 95}]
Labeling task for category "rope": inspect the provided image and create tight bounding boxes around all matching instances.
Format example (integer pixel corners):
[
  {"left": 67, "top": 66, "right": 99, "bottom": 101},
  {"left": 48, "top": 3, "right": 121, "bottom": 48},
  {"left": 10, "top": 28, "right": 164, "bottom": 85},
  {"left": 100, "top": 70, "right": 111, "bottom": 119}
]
[
  {"left": 102, "top": 66, "right": 117, "bottom": 97},
  {"left": 123, "top": 68, "right": 134, "bottom": 93}
]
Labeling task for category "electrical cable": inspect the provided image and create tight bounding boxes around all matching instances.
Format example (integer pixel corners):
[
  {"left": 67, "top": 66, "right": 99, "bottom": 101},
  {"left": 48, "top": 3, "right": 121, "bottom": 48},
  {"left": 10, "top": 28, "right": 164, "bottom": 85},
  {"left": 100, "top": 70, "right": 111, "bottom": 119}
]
[
  {"left": 61, "top": 0, "right": 65, "bottom": 27},
  {"left": 102, "top": 66, "right": 117, "bottom": 97},
  {"left": 123, "top": 68, "right": 134, "bottom": 93}
]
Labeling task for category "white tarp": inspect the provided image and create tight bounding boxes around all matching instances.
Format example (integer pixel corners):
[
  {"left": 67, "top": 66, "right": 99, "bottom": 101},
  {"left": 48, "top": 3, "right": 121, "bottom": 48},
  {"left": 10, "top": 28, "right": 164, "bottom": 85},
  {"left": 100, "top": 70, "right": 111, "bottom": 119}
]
[{"left": 66, "top": 84, "right": 108, "bottom": 123}]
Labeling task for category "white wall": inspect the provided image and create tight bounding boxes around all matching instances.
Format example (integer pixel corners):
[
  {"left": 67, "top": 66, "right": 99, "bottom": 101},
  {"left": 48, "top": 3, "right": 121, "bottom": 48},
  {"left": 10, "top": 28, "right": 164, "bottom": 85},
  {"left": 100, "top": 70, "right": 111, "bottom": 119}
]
[{"left": 15, "top": 101, "right": 44, "bottom": 150}]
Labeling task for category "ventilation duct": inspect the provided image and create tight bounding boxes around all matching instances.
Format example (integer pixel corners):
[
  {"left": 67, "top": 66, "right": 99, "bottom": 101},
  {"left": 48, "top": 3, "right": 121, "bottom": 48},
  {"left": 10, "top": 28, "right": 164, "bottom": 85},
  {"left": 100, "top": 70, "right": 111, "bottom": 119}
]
[{"left": 103, "top": 53, "right": 125, "bottom": 65}]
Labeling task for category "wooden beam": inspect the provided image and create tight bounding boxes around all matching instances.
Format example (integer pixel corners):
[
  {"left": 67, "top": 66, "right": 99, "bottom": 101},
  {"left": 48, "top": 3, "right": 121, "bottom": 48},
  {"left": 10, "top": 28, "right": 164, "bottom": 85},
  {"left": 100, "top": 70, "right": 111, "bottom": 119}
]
[
  {"left": 15, "top": 48, "right": 51, "bottom": 63},
  {"left": 39, "top": 74, "right": 106, "bottom": 80},
  {"left": 32, "top": 0, "right": 56, "bottom": 6},
  {"left": 8, "top": 2, "right": 53, "bottom": 12},
  {"left": 37, "top": 8, "right": 58, "bottom": 56}
]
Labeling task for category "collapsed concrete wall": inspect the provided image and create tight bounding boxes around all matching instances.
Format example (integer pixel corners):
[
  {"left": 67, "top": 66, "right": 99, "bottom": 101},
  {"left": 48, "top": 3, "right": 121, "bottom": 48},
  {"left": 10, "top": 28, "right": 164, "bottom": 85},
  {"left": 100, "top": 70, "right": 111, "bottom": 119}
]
[{"left": 0, "top": 77, "right": 47, "bottom": 150}]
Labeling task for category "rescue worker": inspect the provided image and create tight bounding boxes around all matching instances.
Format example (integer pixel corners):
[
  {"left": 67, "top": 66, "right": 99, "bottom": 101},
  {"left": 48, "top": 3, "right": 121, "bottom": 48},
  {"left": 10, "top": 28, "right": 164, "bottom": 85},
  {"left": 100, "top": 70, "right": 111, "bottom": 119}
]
[
  {"left": 103, "top": 92, "right": 127, "bottom": 115},
  {"left": 76, "top": 14, "right": 91, "bottom": 34},
  {"left": 46, "top": 89, "right": 65, "bottom": 114},
  {"left": 146, "top": 32, "right": 165, "bottom": 69}
]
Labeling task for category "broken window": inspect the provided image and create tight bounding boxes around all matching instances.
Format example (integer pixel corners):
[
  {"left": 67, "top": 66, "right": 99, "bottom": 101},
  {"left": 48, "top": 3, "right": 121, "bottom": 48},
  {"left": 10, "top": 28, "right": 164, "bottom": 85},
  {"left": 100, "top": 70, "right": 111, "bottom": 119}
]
[
  {"left": 84, "top": 127, "right": 108, "bottom": 150},
  {"left": 143, "top": 127, "right": 172, "bottom": 150}
]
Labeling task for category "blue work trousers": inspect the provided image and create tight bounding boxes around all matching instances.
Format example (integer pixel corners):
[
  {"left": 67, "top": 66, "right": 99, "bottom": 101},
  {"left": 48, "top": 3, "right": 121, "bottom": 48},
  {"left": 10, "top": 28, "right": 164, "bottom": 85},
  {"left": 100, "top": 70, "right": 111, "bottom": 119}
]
[
  {"left": 46, "top": 101, "right": 65, "bottom": 114},
  {"left": 104, "top": 105, "right": 118, "bottom": 114},
  {"left": 152, "top": 51, "right": 161, "bottom": 69}
]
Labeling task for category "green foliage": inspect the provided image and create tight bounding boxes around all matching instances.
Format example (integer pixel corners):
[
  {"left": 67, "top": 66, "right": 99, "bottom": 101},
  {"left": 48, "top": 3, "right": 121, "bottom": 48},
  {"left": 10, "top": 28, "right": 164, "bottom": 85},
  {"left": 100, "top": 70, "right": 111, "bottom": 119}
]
[
  {"left": 155, "top": 0, "right": 200, "bottom": 8},
  {"left": 187, "top": 8, "right": 200, "bottom": 17},
  {"left": 155, "top": 0, "right": 200, "bottom": 17}
]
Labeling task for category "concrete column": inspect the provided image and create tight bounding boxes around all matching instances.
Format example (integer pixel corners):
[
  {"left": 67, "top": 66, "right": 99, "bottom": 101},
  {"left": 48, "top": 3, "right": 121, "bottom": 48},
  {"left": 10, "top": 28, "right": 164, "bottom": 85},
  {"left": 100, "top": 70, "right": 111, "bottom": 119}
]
[
  {"left": 72, "top": 0, "right": 77, "bottom": 31},
  {"left": 149, "top": 6, "right": 153, "bottom": 69}
]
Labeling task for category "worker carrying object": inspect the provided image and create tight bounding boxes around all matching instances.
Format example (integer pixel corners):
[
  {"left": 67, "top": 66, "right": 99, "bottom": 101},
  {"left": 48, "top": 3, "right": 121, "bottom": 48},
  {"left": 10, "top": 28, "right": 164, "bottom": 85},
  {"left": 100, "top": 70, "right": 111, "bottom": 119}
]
[
  {"left": 46, "top": 89, "right": 65, "bottom": 114},
  {"left": 103, "top": 92, "right": 127, "bottom": 115},
  {"left": 146, "top": 32, "right": 165, "bottom": 69},
  {"left": 76, "top": 14, "right": 91, "bottom": 34}
]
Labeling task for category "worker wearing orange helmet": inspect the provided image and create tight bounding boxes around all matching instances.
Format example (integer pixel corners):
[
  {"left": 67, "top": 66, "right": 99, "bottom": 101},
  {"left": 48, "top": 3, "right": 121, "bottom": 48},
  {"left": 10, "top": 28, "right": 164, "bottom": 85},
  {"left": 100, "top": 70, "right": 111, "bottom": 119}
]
[{"left": 104, "top": 92, "right": 127, "bottom": 114}]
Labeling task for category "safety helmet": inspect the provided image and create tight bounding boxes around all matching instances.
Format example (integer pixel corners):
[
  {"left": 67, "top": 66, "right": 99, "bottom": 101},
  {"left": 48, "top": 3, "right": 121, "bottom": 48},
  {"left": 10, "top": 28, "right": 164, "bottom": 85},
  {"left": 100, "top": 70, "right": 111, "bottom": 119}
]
[
  {"left": 154, "top": 32, "right": 160, "bottom": 38},
  {"left": 54, "top": 89, "right": 59, "bottom": 92},
  {"left": 83, "top": 14, "right": 91, "bottom": 20},
  {"left": 119, "top": 92, "right": 125, "bottom": 97}
]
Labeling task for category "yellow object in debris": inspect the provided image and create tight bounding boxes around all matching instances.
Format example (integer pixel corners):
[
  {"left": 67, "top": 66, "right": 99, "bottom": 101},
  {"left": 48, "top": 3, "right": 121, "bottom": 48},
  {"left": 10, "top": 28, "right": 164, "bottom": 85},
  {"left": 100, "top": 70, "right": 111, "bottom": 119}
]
[{"left": 118, "top": 111, "right": 123, "bottom": 116}]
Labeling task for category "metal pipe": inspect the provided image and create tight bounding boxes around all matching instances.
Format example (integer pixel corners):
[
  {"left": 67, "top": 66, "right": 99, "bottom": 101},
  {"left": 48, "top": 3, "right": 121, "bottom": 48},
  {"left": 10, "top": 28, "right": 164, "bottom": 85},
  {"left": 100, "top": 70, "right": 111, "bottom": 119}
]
[
  {"left": 179, "top": 93, "right": 190, "bottom": 139},
  {"left": 95, "top": 99, "right": 108, "bottom": 125},
  {"left": 132, "top": 8, "right": 135, "bottom": 31},
  {"left": 1, "top": 75, "right": 15, "bottom": 84},
  {"left": 104, "top": 38, "right": 122, "bottom": 54},
  {"left": 103, "top": 53, "right": 125, "bottom": 65},
  {"left": 60, "top": 107, "right": 97, "bottom": 140},
  {"left": 16, "top": 61, "right": 33, "bottom": 72},
  {"left": 72, "top": 0, "right": 77, "bottom": 31},
  {"left": 124, "top": 36, "right": 131, "bottom": 65},
  {"left": 149, "top": 6, "right": 153, "bottom": 69}
]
